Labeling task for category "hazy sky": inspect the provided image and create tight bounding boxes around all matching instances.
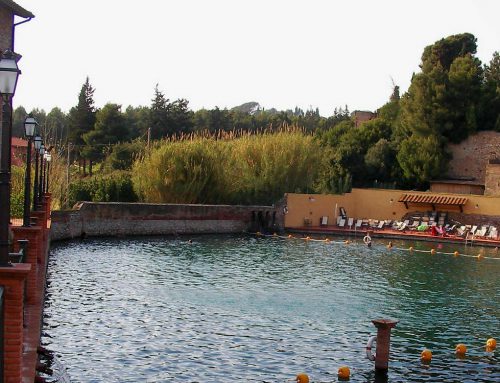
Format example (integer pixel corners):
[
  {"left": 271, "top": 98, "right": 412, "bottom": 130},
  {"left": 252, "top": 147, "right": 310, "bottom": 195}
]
[{"left": 11, "top": 0, "right": 500, "bottom": 116}]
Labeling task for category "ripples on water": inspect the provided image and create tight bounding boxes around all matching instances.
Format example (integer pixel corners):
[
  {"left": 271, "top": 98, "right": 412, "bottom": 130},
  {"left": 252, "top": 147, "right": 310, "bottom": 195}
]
[{"left": 43, "top": 235, "right": 499, "bottom": 382}]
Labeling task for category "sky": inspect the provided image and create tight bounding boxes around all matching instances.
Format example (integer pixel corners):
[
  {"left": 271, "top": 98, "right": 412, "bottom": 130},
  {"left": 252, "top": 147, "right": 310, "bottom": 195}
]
[{"left": 10, "top": 0, "right": 500, "bottom": 116}]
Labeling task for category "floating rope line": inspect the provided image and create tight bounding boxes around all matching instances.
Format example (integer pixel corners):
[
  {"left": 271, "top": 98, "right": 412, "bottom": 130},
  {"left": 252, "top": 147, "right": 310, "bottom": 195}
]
[{"left": 251, "top": 232, "right": 500, "bottom": 260}]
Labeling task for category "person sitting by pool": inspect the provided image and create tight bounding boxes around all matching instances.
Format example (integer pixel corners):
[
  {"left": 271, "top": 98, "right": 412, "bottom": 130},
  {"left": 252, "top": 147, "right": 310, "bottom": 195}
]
[{"left": 431, "top": 225, "right": 438, "bottom": 236}]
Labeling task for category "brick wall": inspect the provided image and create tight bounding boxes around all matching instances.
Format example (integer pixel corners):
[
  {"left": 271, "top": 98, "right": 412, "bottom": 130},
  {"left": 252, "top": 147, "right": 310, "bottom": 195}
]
[
  {"left": 0, "top": 7, "right": 13, "bottom": 51},
  {"left": 447, "top": 131, "right": 500, "bottom": 183},
  {"left": 485, "top": 162, "right": 500, "bottom": 196},
  {"left": 50, "top": 202, "right": 282, "bottom": 241}
]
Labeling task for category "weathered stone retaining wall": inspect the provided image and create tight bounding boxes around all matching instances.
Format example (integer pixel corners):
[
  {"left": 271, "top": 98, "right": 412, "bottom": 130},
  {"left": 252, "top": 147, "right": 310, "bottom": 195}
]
[{"left": 50, "top": 202, "right": 281, "bottom": 241}]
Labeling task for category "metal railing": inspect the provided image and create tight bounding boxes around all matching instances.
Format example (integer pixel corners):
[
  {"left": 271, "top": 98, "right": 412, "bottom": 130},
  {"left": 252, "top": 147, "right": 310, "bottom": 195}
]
[{"left": 8, "top": 239, "right": 28, "bottom": 264}]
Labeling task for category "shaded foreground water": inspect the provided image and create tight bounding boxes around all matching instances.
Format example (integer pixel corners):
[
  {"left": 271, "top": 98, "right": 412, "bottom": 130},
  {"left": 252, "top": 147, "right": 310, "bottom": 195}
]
[{"left": 43, "top": 235, "right": 499, "bottom": 382}]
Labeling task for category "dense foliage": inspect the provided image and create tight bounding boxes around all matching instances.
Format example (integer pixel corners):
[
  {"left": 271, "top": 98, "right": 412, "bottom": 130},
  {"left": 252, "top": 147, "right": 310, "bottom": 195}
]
[
  {"left": 132, "top": 131, "right": 324, "bottom": 205},
  {"left": 14, "top": 33, "right": 500, "bottom": 206}
]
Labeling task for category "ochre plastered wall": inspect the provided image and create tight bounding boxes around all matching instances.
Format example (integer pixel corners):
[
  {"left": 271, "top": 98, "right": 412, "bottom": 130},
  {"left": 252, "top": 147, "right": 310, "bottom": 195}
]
[{"left": 284, "top": 189, "right": 500, "bottom": 228}]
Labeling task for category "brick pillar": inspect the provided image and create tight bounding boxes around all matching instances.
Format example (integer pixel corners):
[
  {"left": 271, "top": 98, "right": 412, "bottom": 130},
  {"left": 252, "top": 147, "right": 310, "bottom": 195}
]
[
  {"left": 0, "top": 264, "right": 31, "bottom": 383},
  {"left": 43, "top": 194, "right": 51, "bottom": 220},
  {"left": 372, "top": 319, "right": 399, "bottom": 372},
  {"left": 30, "top": 211, "right": 46, "bottom": 254},
  {"left": 11, "top": 227, "right": 42, "bottom": 304}
]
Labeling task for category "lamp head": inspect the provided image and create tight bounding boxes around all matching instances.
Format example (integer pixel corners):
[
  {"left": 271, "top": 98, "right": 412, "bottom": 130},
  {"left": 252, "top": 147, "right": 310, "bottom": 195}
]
[
  {"left": 34, "top": 135, "right": 42, "bottom": 150},
  {"left": 0, "top": 49, "right": 21, "bottom": 96},
  {"left": 24, "top": 116, "right": 37, "bottom": 138}
]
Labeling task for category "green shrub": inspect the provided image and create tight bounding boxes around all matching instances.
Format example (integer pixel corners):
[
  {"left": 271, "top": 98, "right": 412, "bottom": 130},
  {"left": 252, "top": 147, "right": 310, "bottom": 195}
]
[
  {"left": 10, "top": 166, "right": 25, "bottom": 218},
  {"left": 68, "top": 171, "right": 138, "bottom": 207},
  {"left": 132, "top": 131, "right": 326, "bottom": 205}
]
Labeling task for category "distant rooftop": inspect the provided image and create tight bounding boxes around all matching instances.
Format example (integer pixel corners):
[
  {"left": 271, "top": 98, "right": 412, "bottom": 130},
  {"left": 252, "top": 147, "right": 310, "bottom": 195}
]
[{"left": 0, "top": 0, "right": 34, "bottom": 18}]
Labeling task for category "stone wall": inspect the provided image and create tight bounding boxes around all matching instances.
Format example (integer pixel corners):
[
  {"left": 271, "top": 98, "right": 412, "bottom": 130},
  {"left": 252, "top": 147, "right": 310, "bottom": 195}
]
[
  {"left": 485, "top": 162, "right": 500, "bottom": 196},
  {"left": 0, "top": 7, "right": 13, "bottom": 51},
  {"left": 447, "top": 131, "right": 500, "bottom": 183},
  {"left": 50, "top": 202, "right": 281, "bottom": 241}
]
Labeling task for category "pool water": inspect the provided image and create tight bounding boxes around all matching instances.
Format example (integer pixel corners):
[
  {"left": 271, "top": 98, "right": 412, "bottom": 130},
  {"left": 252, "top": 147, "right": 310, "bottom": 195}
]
[{"left": 42, "top": 235, "right": 499, "bottom": 382}]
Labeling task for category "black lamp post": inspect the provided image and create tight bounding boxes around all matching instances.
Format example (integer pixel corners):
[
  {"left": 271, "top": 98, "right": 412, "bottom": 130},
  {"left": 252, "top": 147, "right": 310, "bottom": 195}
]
[
  {"left": 45, "top": 152, "right": 51, "bottom": 193},
  {"left": 0, "top": 49, "right": 21, "bottom": 266},
  {"left": 32, "top": 135, "right": 41, "bottom": 210},
  {"left": 38, "top": 144, "right": 44, "bottom": 208},
  {"left": 22, "top": 117, "right": 36, "bottom": 227}
]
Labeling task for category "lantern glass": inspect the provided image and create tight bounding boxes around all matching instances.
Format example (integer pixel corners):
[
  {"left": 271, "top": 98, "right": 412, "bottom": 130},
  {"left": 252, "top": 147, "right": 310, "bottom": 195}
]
[
  {"left": 34, "top": 136, "right": 42, "bottom": 150},
  {"left": 24, "top": 117, "right": 37, "bottom": 137},
  {"left": 39, "top": 145, "right": 45, "bottom": 155},
  {"left": 0, "top": 50, "right": 21, "bottom": 96}
]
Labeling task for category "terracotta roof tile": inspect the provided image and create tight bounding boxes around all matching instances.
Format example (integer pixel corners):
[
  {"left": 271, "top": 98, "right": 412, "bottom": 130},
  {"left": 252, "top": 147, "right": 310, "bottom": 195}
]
[{"left": 398, "top": 193, "right": 468, "bottom": 206}]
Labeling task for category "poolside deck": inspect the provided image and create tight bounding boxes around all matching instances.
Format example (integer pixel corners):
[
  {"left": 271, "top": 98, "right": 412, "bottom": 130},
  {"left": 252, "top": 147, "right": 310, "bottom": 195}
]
[{"left": 287, "top": 225, "right": 500, "bottom": 248}]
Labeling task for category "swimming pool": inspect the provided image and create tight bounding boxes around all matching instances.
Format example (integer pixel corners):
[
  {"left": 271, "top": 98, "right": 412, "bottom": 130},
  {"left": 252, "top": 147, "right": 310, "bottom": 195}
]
[{"left": 42, "top": 235, "right": 499, "bottom": 382}]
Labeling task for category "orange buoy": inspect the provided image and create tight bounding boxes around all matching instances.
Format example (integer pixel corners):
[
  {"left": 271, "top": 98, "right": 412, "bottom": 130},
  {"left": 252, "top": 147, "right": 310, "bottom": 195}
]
[
  {"left": 455, "top": 344, "right": 467, "bottom": 355},
  {"left": 453, "top": 251, "right": 459, "bottom": 257},
  {"left": 409, "top": 246, "right": 414, "bottom": 252},
  {"left": 430, "top": 248, "right": 436, "bottom": 255},
  {"left": 421, "top": 349, "right": 432, "bottom": 363},
  {"left": 486, "top": 338, "right": 497, "bottom": 350},
  {"left": 338, "top": 366, "right": 350, "bottom": 380},
  {"left": 296, "top": 373, "right": 309, "bottom": 383}
]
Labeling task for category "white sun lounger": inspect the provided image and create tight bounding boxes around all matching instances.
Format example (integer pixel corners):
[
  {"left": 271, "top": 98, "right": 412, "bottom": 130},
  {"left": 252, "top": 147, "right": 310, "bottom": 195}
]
[{"left": 347, "top": 217, "right": 354, "bottom": 229}]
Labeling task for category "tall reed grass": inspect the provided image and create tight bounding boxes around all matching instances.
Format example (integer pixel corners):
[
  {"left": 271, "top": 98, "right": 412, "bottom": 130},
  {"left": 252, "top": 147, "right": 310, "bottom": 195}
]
[{"left": 132, "top": 130, "right": 326, "bottom": 205}]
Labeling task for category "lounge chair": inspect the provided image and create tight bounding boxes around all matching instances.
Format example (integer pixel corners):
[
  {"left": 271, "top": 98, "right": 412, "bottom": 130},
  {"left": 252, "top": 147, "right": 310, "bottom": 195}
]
[
  {"left": 355, "top": 219, "right": 362, "bottom": 228},
  {"left": 377, "top": 220, "right": 384, "bottom": 229},
  {"left": 320, "top": 216, "right": 328, "bottom": 226},
  {"left": 398, "top": 222, "right": 408, "bottom": 231},
  {"left": 338, "top": 219, "right": 346, "bottom": 228},
  {"left": 470, "top": 225, "right": 478, "bottom": 235},
  {"left": 456, "top": 226, "right": 467, "bottom": 237},
  {"left": 347, "top": 217, "right": 354, "bottom": 229},
  {"left": 392, "top": 221, "right": 401, "bottom": 230},
  {"left": 488, "top": 227, "right": 498, "bottom": 239},
  {"left": 409, "top": 220, "right": 420, "bottom": 230},
  {"left": 476, "top": 226, "right": 487, "bottom": 237}
]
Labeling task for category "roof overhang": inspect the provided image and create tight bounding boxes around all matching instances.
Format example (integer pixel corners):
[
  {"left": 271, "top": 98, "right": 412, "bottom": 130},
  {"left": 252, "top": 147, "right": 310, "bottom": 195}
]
[
  {"left": 0, "top": 0, "right": 34, "bottom": 18},
  {"left": 398, "top": 193, "right": 468, "bottom": 212}
]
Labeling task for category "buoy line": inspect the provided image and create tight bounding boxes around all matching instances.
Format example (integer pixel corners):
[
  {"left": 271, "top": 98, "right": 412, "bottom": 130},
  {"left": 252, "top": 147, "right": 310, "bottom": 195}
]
[{"left": 251, "top": 232, "right": 500, "bottom": 260}]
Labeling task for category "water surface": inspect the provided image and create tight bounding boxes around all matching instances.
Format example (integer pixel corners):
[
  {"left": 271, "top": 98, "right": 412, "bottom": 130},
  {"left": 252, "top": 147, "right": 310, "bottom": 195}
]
[{"left": 43, "top": 235, "right": 499, "bottom": 382}]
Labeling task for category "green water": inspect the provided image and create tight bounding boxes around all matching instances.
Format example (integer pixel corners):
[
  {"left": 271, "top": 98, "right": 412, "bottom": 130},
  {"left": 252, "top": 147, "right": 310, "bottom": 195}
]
[{"left": 42, "top": 235, "right": 499, "bottom": 382}]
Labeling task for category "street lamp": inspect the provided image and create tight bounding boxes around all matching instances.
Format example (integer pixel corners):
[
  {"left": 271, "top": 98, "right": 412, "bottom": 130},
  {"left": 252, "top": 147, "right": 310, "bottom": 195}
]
[
  {"left": 38, "top": 144, "right": 45, "bottom": 208},
  {"left": 45, "top": 152, "right": 51, "bottom": 193},
  {"left": 0, "top": 49, "right": 21, "bottom": 266},
  {"left": 32, "top": 135, "right": 41, "bottom": 210},
  {"left": 22, "top": 116, "right": 37, "bottom": 226}
]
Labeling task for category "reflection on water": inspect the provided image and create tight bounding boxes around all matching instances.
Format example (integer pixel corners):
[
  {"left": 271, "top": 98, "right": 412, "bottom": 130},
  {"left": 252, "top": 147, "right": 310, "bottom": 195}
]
[{"left": 43, "top": 235, "right": 499, "bottom": 382}]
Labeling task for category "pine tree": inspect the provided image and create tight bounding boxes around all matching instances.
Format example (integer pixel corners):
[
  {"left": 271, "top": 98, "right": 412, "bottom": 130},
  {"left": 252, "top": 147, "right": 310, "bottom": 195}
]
[{"left": 68, "top": 77, "right": 97, "bottom": 174}]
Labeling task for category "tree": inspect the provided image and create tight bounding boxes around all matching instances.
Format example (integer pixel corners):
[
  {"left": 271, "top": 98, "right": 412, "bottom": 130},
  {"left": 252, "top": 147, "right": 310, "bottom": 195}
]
[
  {"left": 68, "top": 77, "right": 97, "bottom": 174},
  {"left": 399, "top": 33, "right": 483, "bottom": 144},
  {"left": 480, "top": 51, "right": 500, "bottom": 131},
  {"left": 12, "top": 106, "right": 27, "bottom": 137},
  {"left": 45, "top": 107, "right": 68, "bottom": 150},
  {"left": 149, "top": 84, "right": 170, "bottom": 139},
  {"left": 396, "top": 134, "right": 448, "bottom": 188},
  {"left": 82, "top": 103, "right": 126, "bottom": 174}
]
